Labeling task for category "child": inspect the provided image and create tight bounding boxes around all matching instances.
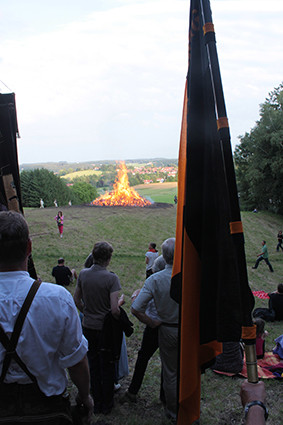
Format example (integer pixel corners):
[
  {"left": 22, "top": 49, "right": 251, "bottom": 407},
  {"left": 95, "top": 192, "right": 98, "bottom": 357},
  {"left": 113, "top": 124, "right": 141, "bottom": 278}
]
[
  {"left": 254, "top": 318, "right": 268, "bottom": 359},
  {"left": 55, "top": 211, "right": 64, "bottom": 238}
]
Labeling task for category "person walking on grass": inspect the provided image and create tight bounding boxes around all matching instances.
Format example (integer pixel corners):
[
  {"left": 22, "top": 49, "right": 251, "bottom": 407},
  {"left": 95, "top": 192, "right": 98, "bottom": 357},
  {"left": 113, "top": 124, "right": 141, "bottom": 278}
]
[
  {"left": 252, "top": 240, "right": 273, "bottom": 272},
  {"left": 55, "top": 210, "right": 64, "bottom": 238},
  {"left": 276, "top": 230, "right": 283, "bottom": 252}
]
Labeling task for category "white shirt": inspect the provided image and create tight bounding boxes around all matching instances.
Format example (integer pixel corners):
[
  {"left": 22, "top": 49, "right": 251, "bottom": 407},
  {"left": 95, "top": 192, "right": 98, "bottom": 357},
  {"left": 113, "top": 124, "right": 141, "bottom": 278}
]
[
  {"left": 0, "top": 271, "right": 88, "bottom": 396},
  {"left": 132, "top": 265, "right": 179, "bottom": 324},
  {"left": 145, "top": 251, "right": 159, "bottom": 271}
]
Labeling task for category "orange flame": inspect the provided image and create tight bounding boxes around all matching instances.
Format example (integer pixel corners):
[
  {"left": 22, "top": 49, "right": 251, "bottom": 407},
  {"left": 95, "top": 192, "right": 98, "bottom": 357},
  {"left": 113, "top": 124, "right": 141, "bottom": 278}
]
[{"left": 91, "top": 162, "right": 151, "bottom": 207}]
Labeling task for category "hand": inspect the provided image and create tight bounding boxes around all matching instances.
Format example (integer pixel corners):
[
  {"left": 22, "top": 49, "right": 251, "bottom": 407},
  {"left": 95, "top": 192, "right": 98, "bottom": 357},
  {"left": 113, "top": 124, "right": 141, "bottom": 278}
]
[
  {"left": 118, "top": 294, "right": 125, "bottom": 306},
  {"left": 240, "top": 380, "right": 266, "bottom": 407},
  {"left": 149, "top": 319, "right": 162, "bottom": 328},
  {"left": 131, "top": 289, "right": 141, "bottom": 304},
  {"left": 76, "top": 393, "right": 94, "bottom": 424}
]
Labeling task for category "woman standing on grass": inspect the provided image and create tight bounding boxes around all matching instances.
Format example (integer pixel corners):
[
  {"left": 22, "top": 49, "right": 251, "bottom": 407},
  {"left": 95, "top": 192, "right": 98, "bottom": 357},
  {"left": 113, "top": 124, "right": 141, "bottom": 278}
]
[{"left": 55, "top": 210, "right": 64, "bottom": 238}]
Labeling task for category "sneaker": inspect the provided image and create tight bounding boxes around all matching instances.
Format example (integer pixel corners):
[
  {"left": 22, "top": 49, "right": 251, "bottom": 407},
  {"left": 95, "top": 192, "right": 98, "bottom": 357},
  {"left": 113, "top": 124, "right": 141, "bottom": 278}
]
[
  {"left": 120, "top": 390, "right": 137, "bottom": 403},
  {"left": 114, "top": 383, "right": 121, "bottom": 392},
  {"left": 252, "top": 267, "right": 256, "bottom": 269}
]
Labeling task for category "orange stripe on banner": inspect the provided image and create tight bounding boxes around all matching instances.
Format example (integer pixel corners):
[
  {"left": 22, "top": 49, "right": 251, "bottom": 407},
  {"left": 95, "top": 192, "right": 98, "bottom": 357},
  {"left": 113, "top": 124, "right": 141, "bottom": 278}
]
[
  {"left": 217, "top": 117, "right": 229, "bottom": 130},
  {"left": 203, "top": 22, "right": 214, "bottom": 35},
  {"left": 173, "top": 82, "right": 188, "bottom": 278},
  {"left": 229, "top": 221, "right": 243, "bottom": 234},
  {"left": 242, "top": 325, "right": 256, "bottom": 340},
  {"left": 177, "top": 233, "right": 222, "bottom": 425},
  {"left": 178, "top": 232, "right": 201, "bottom": 425}
]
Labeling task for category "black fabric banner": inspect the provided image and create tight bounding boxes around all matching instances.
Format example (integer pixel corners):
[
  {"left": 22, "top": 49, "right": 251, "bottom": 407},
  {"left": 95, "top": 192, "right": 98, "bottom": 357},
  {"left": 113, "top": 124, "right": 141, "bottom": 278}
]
[
  {"left": 171, "top": 1, "right": 254, "bottom": 423},
  {"left": 0, "top": 93, "right": 37, "bottom": 279}
]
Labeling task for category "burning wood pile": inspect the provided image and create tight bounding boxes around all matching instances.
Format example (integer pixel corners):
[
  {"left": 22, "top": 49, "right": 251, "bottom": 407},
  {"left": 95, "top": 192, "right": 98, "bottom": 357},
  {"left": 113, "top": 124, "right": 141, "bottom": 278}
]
[{"left": 91, "top": 162, "right": 151, "bottom": 207}]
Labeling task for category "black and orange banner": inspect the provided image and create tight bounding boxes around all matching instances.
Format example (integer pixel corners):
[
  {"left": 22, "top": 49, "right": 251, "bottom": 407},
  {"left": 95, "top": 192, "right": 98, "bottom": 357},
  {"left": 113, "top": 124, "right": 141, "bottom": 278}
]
[
  {"left": 171, "top": 1, "right": 254, "bottom": 424},
  {"left": 0, "top": 93, "right": 37, "bottom": 279}
]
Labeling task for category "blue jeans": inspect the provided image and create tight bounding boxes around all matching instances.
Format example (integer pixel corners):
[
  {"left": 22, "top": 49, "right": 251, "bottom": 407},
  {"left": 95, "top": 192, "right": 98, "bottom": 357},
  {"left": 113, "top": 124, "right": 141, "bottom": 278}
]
[{"left": 254, "top": 256, "right": 273, "bottom": 272}]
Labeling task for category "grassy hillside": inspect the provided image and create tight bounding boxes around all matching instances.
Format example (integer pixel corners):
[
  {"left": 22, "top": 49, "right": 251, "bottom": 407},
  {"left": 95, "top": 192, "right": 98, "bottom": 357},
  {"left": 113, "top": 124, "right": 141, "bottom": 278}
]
[
  {"left": 62, "top": 169, "right": 102, "bottom": 180},
  {"left": 24, "top": 206, "right": 283, "bottom": 425},
  {"left": 135, "top": 182, "right": 177, "bottom": 204}
]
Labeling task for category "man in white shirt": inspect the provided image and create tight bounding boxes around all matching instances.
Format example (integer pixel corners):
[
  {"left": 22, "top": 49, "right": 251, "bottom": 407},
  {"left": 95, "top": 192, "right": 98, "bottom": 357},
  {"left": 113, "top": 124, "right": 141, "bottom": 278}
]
[
  {"left": 132, "top": 238, "right": 179, "bottom": 422},
  {"left": 0, "top": 211, "right": 93, "bottom": 424}
]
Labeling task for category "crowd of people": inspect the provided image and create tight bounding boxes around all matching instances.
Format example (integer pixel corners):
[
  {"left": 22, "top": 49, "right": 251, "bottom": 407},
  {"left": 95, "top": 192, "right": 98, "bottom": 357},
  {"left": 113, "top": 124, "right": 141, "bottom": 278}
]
[{"left": 0, "top": 210, "right": 281, "bottom": 424}]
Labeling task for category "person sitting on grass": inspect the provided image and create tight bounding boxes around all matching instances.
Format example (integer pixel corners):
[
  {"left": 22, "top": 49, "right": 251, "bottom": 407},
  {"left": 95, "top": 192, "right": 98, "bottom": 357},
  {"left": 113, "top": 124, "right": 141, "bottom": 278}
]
[
  {"left": 253, "top": 317, "right": 268, "bottom": 359},
  {"left": 52, "top": 257, "right": 77, "bottom": 286}
]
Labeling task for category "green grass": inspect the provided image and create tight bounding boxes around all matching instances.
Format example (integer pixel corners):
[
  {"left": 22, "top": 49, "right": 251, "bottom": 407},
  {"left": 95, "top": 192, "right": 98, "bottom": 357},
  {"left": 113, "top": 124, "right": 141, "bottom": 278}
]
[
  {"left": 24, "top": 206, "right": 283, "bottom": 425},
  {"left": 134, "top": 182, "right": 177, "bottom": 204}
]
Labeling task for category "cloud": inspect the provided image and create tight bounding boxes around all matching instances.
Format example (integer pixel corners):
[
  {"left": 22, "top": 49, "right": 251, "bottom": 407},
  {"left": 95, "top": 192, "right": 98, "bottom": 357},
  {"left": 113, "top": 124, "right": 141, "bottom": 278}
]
[{"left": 0, "top": 0, "right": 282, "bottom": 162}]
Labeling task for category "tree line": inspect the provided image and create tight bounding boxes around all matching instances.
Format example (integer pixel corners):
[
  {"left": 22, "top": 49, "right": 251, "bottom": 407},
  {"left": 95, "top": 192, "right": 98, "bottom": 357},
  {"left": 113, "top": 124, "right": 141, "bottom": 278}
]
[
  {"left": 234, "top": 83, "right": 283, "bottom": 215},
  {"left": 20, "top": 169, "right": 98, "bottom": 208}
]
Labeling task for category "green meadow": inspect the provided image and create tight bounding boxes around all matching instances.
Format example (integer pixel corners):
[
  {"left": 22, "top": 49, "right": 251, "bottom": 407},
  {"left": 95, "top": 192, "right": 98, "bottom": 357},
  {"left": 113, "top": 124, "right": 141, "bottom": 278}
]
[
  {"left": 134, "top": 182, "right": 177, "bottom": 204},
  {"left": 62, "top": 169, "right": 102, "bottom": 180},
  {"left": 24, "top": 204, "right": 283, "bottom": 425}
]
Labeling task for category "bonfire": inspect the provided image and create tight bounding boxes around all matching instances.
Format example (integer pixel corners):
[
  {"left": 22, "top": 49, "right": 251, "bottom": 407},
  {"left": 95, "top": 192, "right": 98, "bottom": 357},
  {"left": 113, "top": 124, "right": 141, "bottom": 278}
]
[{"left": 91, "top": 162, "right": 151, "bottom": 207}]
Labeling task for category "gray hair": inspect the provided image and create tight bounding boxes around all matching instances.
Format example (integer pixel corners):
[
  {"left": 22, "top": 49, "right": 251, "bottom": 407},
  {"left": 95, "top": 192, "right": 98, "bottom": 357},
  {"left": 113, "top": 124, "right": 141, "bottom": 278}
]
[
  {"left": 0, "top": 211, "right": 29, "bottom": 265},
  {"left": 152, "top": 255, "right": 166, "bottom": 273},
  {"left": 161, "top": 238, "right": 175, "bottom": 265}
]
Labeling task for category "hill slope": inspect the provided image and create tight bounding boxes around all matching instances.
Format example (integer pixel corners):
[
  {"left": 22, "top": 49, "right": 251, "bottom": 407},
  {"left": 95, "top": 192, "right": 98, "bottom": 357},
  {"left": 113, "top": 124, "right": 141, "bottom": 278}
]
[{"left": 24, "top": 206, "right": 283, "bottom": 425}]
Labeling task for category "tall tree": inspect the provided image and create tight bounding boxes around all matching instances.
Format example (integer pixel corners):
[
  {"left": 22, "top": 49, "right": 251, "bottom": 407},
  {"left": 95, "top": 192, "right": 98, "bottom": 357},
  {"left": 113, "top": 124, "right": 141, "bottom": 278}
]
[
  {"left": 20, "top": 169, "right": 70, "bottom": 207},
  {"left": 234, "top": 83, "right": 283, "bottom": 213},
  {"left": 69, "top": 182, "right": 97, "bottom": 204}
]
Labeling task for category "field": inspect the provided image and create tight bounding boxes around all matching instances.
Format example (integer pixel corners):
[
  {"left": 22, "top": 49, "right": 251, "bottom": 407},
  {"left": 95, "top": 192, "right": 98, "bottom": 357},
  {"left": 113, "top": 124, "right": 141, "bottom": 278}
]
[
  {"left": 24, "top": 205, "right": 283, "bottom": 425},
  {"left": 134, "top": 182, "right": 177, "bottom": 204},
  {"left": 62, "top": 169, "right": 102, "bottom": 180}
]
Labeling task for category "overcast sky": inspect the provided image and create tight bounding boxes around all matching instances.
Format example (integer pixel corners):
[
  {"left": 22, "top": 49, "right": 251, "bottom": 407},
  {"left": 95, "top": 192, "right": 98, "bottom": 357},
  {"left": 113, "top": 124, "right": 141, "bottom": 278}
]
[{"left": 0, "top": 0, "right": 282, "bottom": 164}]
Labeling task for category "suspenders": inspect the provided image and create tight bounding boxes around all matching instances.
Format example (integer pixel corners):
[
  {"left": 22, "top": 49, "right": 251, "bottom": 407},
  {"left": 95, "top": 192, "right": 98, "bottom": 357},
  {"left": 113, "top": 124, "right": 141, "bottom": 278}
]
[{"left": 0, "top": 280, "right": 41, "bottom": 384}]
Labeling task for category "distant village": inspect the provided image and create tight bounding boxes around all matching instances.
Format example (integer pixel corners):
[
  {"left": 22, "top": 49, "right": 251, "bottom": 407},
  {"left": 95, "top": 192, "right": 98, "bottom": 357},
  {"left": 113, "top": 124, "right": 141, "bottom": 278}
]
[{"left": 90, "top": 162, "right": 178, "bottom": 185}]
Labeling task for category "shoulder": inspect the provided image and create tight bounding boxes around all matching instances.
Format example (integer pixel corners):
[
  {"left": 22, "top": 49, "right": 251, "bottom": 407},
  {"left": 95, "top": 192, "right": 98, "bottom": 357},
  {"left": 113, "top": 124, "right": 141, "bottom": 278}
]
[
  {"left": 38, "top": 282, "right": 73, "bottom": 303},
  {"left": 108, "top": 270, "right": 121, "bottom": 283}
]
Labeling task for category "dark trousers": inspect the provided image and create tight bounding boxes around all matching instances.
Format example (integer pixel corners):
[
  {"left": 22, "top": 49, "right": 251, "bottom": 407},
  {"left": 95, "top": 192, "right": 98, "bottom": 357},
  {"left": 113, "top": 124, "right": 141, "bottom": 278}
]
[
  {"left": 0, "top": 383, "right": 72, "bottom": 424},
  {"left": 83, "top": 327, "right": 115, "bottom": 413},
  {"left": 128, "top": 326, "right": 160, "bottom": 396},
  {"left": 254, "top": 256, "right": 273, "bottom": 272},
  {"left": 276, "top": 241, "right": 283, "bottom": 251}
]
